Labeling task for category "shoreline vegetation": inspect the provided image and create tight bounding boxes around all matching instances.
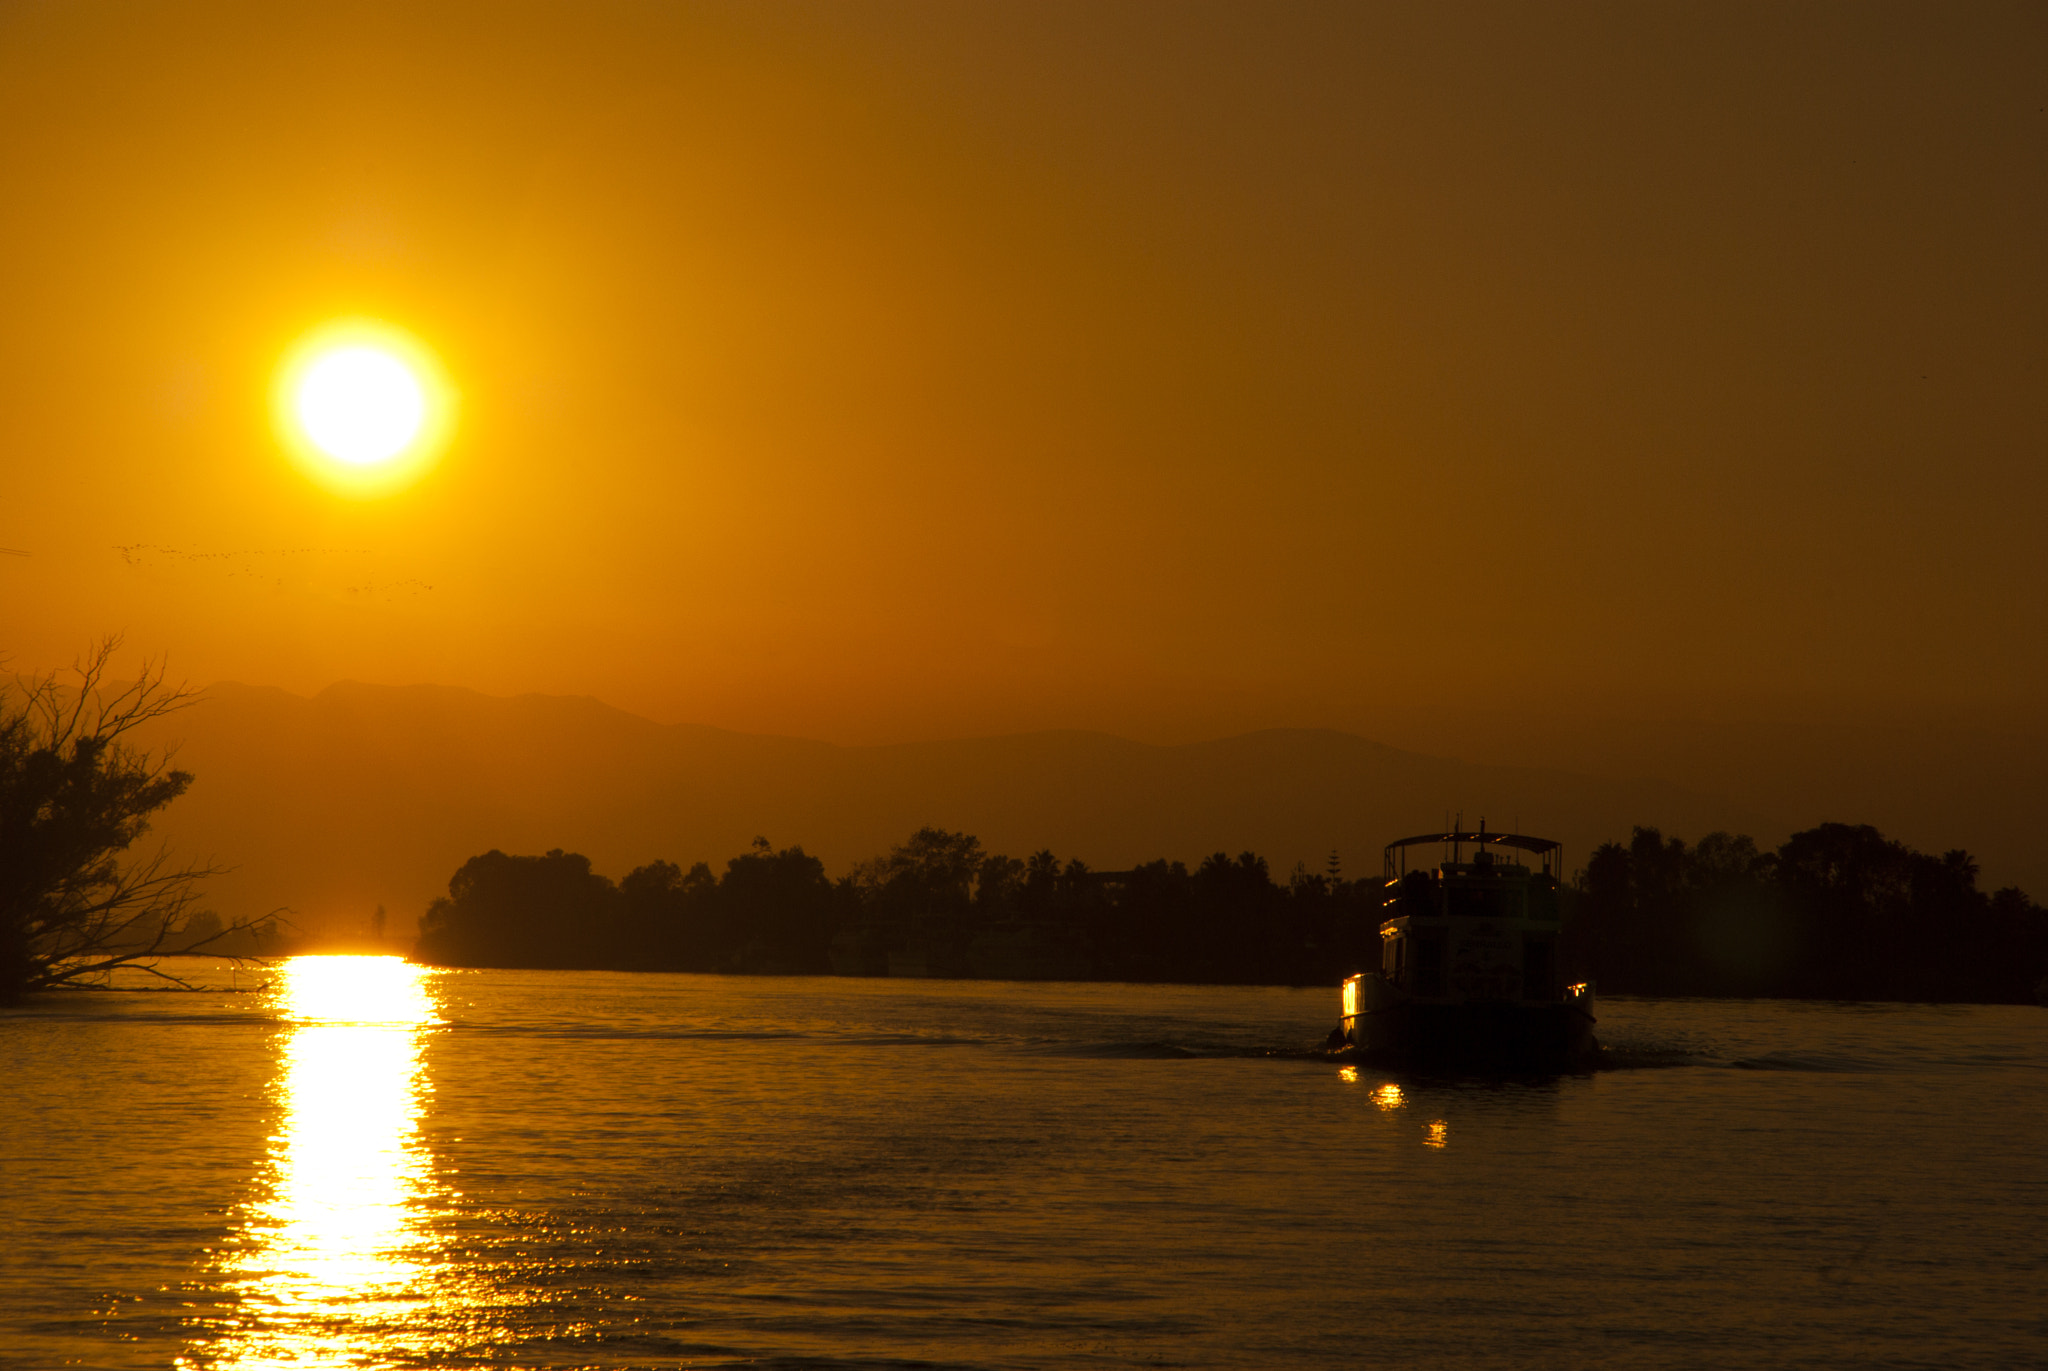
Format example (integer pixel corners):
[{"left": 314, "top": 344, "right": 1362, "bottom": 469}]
[
  {"left": 411, "top": 823, "right": 2048, "bottom": 1005},
  {"left": 1, "top": 642, "right": 278, "bottom": 1004},
  {"left": 7, "top": 645, "right": 2044, "bottom": 1007}
]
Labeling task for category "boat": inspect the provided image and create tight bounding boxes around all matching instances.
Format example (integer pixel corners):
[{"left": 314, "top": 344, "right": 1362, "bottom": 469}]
[{"left": 1335, "top": 826, "right": 1597, "bottom": 1070}]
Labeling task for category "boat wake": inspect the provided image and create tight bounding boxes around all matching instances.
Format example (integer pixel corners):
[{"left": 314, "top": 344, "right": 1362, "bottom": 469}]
[{"left": 1727, "top": 1049, "right": 1885, "bottom": 1072}]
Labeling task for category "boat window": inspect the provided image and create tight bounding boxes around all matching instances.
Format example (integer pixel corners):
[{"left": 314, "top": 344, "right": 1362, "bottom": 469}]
[
  {"left": 1445, "top": 885, "right": 1523, "bottom": 919},
  {"left": 1395, "top": 870, "right": 1436, "bottom": 918},
  {"left": 1523, "top": 938, "right": 1554, "bottom": 1000},
  {"left": 1414, "top": 934, "right": 1444, "bottom": 996}
]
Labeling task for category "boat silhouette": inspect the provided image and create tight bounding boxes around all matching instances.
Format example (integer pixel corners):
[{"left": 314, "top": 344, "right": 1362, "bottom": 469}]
[{"left": 1334, "top": 824, "right": 1598, "bottom": 1071}]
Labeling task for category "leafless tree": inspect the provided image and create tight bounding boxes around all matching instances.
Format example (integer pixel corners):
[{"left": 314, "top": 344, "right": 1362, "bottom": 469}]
[{"left": 0, "top": 638, "right": 277, "bottom": 1001}]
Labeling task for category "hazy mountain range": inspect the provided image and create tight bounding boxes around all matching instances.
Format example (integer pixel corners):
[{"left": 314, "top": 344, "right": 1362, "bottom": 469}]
[{"left": 129, "top": 680, "right": 1809, "bottom": 939}]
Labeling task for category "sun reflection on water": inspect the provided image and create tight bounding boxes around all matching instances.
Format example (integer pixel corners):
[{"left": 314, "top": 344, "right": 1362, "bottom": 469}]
[{"left": 185, "top": 956, "right": 451, "bottom": 1369}]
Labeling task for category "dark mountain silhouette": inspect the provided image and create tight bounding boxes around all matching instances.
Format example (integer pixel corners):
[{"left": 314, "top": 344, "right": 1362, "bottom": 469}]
[{"left": 133, "top": 680, "right": 1786, "bottom": 939}]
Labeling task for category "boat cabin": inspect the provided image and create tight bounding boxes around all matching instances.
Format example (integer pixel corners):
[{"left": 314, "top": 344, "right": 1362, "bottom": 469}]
[{"left": 1363, "top": 828, "right": 1565, "bottom": 1008}]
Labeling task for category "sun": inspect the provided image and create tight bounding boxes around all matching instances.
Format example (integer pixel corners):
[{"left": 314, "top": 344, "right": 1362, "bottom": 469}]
[
  {"left": 297, "top": 346, "right": 425, "bottom": 466},
  {"left": 275, "top": 321, "right": 454, "bottom": 495}
]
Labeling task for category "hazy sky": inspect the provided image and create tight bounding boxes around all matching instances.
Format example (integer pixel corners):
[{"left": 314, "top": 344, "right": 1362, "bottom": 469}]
[{"left": 4, "top": 1, "right": 2043, "bottom": 751}]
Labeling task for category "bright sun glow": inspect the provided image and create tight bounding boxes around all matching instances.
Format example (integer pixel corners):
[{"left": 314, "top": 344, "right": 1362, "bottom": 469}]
[
  {"left": 275, "top": 321, "right": 454, "bottom": 496},
  {"left": 295, "top": 346, "right": 426, "bottom": 466},
  {"left": 196, "top": 956, "right": 460, "bottom": 1368}
]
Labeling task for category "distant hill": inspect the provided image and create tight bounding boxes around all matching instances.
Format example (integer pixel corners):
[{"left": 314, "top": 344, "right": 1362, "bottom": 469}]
[{"left": 132, "top": 680, "right": 1785, "bottom": 939}]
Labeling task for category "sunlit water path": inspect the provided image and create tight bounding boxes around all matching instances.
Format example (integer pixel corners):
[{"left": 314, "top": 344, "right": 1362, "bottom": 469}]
[
  {"left": 3, "top": 960, "right": 2044, "bottom": 1368},
  {"left": 193, "top": 957, "right": 458, "bottom": 1368}
]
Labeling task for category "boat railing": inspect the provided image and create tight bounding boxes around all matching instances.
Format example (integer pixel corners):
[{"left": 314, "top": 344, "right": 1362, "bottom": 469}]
[{"left": 1383, "top": 828, "right": 1562, "bottom": 882}]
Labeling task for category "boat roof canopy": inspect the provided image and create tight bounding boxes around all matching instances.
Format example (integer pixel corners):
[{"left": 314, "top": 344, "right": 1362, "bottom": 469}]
[{"left": 1385, "top": 831, "right": 1560, "bottom": 857}]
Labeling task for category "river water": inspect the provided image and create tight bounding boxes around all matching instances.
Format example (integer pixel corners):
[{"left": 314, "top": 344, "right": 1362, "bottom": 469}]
[{"left": 1, "top": 957, "right": 2043, "bottom": 1369}]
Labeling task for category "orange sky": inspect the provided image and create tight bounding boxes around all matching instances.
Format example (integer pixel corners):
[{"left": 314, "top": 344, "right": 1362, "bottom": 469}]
[{"left": 3, "top": 2, "right": 2043, "bottom": 762}]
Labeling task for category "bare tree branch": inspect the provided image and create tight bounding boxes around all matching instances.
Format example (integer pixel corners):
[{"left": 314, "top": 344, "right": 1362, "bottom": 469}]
[{"left": 1, "top": 637, "right": 270, "bottom": 1001}]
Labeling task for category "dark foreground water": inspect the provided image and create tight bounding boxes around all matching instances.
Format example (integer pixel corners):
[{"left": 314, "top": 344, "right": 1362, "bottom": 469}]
[{"left": 2, "top": 959, "right": 2043, "bottom": 1370}]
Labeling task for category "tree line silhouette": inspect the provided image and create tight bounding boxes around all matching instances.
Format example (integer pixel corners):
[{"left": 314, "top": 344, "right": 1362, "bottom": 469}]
[
  {"left": 414, "top": 829, "right": 1373, "bottom": 985},
  {"left": 21, "top": 638, "right": 2029, "bottom": 1006},
  {"left": 415, "top": 822, "right": 2048, "bottom": 1003},
  {"left": 1566, "top": 823, "right": 2048, "bottom": 1002}
]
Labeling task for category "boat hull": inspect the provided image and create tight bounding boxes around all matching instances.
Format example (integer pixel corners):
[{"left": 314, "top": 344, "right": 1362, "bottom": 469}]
[{"left": 1344, "top": 975, "right": 1597, "bottom": 1071}]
